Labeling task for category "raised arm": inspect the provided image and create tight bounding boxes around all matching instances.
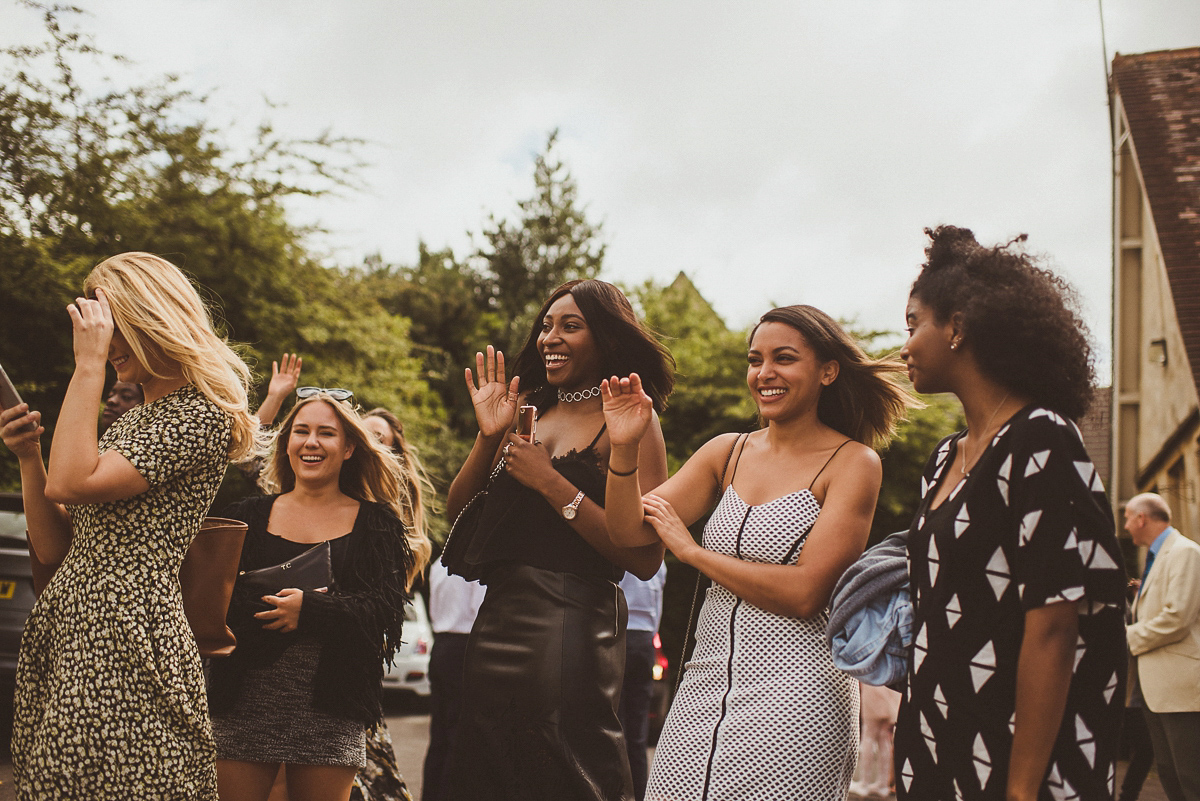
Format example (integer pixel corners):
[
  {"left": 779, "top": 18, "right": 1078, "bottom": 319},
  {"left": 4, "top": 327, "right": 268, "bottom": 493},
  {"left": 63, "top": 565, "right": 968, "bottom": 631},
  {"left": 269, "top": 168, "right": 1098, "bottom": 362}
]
[
  {"left": 445, "top": 346, "right": 520, "bottom": 519},
  {"left": 644, "top": 443, "right": 881, "bottom": 618},
  {"left": 256, "top": 353, "right": 302, "bottom": 428},
  {"left": 44, "top": 290, "right": 150, "bottom": 505},
  {"left": 1, "top": 404, "right": 73, "bottom": 565}
]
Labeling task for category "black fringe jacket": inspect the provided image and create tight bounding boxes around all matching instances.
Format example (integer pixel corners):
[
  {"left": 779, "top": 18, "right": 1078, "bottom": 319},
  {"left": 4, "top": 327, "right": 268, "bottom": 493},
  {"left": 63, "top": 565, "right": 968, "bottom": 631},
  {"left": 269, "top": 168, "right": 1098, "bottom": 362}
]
[{"left": 207, "top": 494, "right": 414, "bottom": 725}]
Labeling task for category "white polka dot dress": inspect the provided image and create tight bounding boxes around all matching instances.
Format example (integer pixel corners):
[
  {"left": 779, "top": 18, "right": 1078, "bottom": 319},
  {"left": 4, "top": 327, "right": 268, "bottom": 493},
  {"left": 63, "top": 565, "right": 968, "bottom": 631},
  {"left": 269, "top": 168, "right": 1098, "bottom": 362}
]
[{"left": 647, "top": 486, "right": 859, "bottom": 801}]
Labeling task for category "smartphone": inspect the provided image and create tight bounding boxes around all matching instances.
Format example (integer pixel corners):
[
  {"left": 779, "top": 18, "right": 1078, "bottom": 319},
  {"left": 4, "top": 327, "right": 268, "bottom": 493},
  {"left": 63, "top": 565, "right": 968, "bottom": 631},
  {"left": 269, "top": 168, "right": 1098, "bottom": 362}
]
[
  {"left": 518, "top": 405, "right": 537, "bottom": 443},
  {"left": 0, "top": 363, "right": 36, "bottom": 432}
]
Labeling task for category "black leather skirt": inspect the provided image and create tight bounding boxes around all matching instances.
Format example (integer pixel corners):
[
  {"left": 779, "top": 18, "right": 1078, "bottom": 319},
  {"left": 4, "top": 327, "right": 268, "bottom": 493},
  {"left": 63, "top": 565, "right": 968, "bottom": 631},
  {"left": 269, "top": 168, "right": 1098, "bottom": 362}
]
[{"left": 447, "top": 564, "right": 633, "bottom": 801}]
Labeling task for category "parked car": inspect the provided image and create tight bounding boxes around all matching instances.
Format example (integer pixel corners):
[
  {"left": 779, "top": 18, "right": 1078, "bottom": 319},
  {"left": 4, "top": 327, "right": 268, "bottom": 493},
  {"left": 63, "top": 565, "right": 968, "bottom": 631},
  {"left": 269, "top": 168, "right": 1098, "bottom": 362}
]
[
  {"left": 0, "top": 492, "right": 35, "bottom": 680},
  {"left": 382, "top": 593, "right": 433, "bottom": 697},
  {"left": 648, "top": 631, "right": 671, "bottom": 745}
]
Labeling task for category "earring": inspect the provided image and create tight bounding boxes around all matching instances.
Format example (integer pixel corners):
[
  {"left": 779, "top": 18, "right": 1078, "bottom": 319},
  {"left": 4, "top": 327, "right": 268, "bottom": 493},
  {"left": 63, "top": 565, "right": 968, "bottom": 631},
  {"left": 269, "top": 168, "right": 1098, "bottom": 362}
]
[{"left": 950, "top": 341, "right": 959, "bottom": 350}]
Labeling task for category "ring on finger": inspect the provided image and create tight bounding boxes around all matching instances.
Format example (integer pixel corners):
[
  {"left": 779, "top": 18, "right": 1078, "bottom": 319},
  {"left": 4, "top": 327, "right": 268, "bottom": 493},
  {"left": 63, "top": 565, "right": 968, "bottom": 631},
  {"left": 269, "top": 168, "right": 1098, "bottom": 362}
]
[{"left": 503, "top": 443, "right": 512, "bottom": 456}]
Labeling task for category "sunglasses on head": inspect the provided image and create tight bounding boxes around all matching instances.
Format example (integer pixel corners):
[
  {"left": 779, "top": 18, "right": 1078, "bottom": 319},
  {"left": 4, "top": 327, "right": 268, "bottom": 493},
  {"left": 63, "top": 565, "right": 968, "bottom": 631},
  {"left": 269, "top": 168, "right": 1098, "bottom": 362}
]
[{"left": 296, "top": 387, "right": 354, "bottom": 402}]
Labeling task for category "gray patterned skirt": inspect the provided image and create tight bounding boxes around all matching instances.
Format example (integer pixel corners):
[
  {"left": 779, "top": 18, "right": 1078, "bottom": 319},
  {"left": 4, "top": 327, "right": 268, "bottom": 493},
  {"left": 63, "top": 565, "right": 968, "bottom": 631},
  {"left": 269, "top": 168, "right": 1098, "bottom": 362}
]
[{"left": 211, "top": 639, "right": 367, "bottom": 767}]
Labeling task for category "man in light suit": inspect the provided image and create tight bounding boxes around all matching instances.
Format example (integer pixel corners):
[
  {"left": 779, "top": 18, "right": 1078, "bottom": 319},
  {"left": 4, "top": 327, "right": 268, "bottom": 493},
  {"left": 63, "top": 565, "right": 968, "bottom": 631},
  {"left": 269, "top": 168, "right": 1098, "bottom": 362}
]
[{"left": 1126, "top": 492, "right": 1200, "bottom": 801}]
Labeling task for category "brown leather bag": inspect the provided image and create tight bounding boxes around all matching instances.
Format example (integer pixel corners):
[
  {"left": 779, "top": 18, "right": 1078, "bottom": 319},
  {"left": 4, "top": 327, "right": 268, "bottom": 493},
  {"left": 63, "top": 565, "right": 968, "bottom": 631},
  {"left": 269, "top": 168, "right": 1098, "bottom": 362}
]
[
  {"left": 179, "top": 516, "right": 247, "bottom": 657},
  {"left": 27, "top": 516, "right": 247, "bottom": 658}
]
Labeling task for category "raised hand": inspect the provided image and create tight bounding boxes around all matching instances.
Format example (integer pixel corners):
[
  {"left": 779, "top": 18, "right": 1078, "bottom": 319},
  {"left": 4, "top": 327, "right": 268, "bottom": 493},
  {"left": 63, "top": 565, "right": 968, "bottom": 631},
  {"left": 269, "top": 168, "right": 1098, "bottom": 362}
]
[
  {"left": 66, "top": 288, "right": 114, "bottom": 368},
  {"left": 268, "top": 353, "right": 303, "bottom": 399},
  {"left": 601, "top": 373, "right": 653, "bottom": 448},
  {"left": 464, "top": 345, "right": 520, "bottom": 437}
]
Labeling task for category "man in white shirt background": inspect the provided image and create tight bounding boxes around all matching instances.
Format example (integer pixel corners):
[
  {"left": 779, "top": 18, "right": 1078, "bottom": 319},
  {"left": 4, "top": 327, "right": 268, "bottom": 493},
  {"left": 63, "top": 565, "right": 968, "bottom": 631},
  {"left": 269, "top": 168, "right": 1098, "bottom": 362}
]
[{"left": 421, "top": 556, "right": 487, "bottom": 801}]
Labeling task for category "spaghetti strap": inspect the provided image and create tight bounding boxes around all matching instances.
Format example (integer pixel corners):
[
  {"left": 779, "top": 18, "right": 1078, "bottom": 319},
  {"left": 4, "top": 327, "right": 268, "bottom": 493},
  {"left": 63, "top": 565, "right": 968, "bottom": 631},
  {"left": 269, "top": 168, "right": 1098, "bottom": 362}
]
[
  {"left": 725, "top": 433, "right": 750, "bottom": 490},
  {"left": 586, "top": 423, "right": 608, "bottom": 451},
  {"left": 808, "top": 439, "right": 852, "bottom": 489}
]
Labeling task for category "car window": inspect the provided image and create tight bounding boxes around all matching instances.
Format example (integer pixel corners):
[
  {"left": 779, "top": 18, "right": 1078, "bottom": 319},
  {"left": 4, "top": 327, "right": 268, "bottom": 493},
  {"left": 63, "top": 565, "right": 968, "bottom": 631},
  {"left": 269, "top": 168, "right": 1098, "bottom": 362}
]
[{"left": 0, "top": 510, "right": 28, "bottom": 547}]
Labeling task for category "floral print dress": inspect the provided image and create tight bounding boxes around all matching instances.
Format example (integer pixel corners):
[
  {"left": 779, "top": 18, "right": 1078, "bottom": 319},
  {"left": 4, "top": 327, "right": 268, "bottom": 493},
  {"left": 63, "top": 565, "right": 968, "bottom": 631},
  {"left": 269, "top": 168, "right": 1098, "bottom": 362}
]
[
  {"left": 894, "top": 407, "right": 1127, "bottom": 801},
  {"left": 13, "top": 386, "right": 231, "bottom": 800}
]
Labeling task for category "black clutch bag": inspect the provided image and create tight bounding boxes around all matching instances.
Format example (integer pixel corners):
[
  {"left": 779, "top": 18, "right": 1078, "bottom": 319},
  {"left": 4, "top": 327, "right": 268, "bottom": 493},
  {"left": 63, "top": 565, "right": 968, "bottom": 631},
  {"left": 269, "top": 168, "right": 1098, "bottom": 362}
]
[{"left": 237, "top": 540, "right": 334, "bottom": 611}]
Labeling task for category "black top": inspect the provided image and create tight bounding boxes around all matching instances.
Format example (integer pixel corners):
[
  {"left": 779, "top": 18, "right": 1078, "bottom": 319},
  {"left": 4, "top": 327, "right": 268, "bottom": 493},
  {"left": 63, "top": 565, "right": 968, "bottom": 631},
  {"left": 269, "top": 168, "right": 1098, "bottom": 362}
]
[
  {"left": 894, "top": 406, "right": 1127, "bottom": 801},
  {"left": 461, "top": 424, "right": 622, "bottom": 583},
  {"left": 207, "top": 494, "right": 414, "bottom": 726}
]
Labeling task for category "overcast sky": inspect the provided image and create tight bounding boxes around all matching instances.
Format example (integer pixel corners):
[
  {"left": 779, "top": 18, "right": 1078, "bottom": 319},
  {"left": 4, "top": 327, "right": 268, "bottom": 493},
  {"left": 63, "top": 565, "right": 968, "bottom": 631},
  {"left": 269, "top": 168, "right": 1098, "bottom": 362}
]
[{"left": 6, "top": 1, "right": 1200, "bottom": 369}]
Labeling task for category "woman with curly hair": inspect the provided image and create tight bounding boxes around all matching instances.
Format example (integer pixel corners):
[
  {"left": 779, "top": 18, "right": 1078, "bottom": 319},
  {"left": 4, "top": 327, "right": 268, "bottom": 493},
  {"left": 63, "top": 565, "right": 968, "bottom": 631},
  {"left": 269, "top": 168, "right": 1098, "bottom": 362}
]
[
  {"left": 895, "top": 226, "right": 1126, "bottom": 801},
  {"left": 210, "top": 392, "right": 428, "bottom": 801},
  {"left": 603, "top": 304, "right": 915, "bottom": 801},
  {"left": 0, "top": 252, "right": 258, "bottom": 799}
]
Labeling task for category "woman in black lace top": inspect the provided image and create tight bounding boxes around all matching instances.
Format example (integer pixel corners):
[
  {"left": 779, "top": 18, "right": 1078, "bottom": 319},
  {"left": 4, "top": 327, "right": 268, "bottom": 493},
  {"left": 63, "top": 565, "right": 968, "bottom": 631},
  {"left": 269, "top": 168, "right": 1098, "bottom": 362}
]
[
  {"left": 442, "top": 279, "right": 674, "bottom": 801},
  {"left": 210, "top": 392, "right": 429, "bottom": 801}
]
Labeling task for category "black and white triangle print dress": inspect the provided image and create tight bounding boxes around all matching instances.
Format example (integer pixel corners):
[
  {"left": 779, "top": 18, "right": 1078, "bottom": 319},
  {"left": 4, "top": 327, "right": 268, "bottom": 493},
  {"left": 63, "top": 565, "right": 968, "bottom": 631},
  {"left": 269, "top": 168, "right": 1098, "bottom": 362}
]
[
  {"left": 646, "top": 460, "right": 859, "bottom": 801},
  {"left": 895, "top": 406, "right": 1127, "bottom": 801}
]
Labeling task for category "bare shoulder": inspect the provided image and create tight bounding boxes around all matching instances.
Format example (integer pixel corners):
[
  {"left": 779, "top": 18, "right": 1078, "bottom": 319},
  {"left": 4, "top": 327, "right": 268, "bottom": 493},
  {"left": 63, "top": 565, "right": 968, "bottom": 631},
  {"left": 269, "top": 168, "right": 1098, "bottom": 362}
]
[{"left": 824, "top": 440, "right": 882, "bottom": 489}]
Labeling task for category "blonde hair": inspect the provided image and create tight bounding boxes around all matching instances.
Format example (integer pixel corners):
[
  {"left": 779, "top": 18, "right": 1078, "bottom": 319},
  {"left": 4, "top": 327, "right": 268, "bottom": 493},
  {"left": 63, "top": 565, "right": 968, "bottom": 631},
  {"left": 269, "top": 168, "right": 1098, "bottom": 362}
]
[
  {"left": 83, "top": 253, "right": 260, "bottom": 461},
  {"left": 364, "top": 407, "right": 436, "bottom": 549},
  {"left": 260, "top": 395, "right": 432, "bottom": 588}
]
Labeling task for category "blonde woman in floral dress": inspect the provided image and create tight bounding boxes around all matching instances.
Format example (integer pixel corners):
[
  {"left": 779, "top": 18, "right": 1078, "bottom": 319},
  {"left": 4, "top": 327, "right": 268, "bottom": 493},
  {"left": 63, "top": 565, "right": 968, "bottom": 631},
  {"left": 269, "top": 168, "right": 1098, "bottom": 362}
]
[{"left": 0, "top": 253, "right": 258, "bottom": 800}]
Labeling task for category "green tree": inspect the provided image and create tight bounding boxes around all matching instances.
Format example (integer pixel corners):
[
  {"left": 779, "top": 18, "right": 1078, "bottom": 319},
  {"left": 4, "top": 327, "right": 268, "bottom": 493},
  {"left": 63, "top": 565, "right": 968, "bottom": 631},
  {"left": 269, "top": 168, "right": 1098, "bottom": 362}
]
[
  {"left": 474, "top": 129, "right": 605, "bottom": 352},
  {"left": 0, "top": 4, "right": 438, "bottom": 490},
  {"left": 630, "top": 273, "right": 757, "bottom": 471}
]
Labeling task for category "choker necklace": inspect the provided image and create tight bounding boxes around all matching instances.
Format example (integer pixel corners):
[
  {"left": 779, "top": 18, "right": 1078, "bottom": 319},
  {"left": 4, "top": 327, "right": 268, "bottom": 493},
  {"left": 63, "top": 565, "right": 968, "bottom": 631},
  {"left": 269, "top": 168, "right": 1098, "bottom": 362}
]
[
  {"left": 558, "top": 386, "right": 601, "bottom": 403},
  {"left": 961, "top": 393, "right": 1010, "bottom": 477}
]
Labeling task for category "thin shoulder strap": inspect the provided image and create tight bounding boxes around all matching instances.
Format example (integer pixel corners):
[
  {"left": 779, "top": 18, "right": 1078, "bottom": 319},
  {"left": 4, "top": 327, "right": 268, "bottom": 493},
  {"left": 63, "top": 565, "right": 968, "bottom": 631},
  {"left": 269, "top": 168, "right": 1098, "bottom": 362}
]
[
  {"left": 808, "top": 438, "right": 853, "bottom": 490},
  {"left": 587, "top": 422, "right": 608, "bottom": 450},
  {"left": 721, "top": 433, "right": 749, "bottom": 490}
]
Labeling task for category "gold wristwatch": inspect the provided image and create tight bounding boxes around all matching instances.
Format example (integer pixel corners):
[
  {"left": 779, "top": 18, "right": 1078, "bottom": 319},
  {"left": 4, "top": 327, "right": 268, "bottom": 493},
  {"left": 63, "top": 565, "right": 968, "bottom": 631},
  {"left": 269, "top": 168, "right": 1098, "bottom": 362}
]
[{"left": 561, "top": 490, "right": 585, "bottom": 520}]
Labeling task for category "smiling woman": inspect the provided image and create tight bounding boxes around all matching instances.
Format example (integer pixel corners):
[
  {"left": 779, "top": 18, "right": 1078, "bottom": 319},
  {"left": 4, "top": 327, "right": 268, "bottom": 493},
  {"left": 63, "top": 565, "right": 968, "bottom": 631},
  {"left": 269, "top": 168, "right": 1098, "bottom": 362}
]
[
  {"left": 441, "top": 279, "right": 674, "bottom": 801},
  {"left": 602, "top": 304, "right": 916, "bottom": 801},
  {"left": 209, "top": 393, "right": 429, "bottom": 801}
]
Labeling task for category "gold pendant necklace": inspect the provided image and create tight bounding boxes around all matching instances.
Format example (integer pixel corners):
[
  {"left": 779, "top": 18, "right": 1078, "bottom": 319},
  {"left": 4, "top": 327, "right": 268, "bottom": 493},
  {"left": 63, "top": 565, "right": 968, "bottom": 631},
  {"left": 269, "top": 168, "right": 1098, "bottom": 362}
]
[{"left": 960, "top": 392, "right": 1011, "bottom": 477}]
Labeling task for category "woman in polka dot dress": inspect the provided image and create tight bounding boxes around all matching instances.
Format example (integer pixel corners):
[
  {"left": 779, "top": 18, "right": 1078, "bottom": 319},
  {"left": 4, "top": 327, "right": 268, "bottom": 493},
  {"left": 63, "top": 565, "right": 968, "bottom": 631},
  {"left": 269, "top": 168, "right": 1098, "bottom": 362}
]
[
  {"left": 602, "top": 305, "right": 916, "bottom": 801},
  {"left": 0, "top": 253, "right": 259, "bottom": 800}
]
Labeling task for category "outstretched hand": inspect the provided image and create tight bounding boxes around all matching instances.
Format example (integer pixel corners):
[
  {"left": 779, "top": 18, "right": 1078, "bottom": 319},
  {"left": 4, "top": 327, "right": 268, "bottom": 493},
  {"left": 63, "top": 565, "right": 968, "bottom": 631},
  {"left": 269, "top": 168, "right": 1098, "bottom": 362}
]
[
  {"left": 601, "top": 373, "right": 653, "bottom": 448},
  {"left": 267, "top": 353, "right": 303, "bottom": 399},
  {"left": 465, "top": 345, "right": 520, "bottom": 438}
]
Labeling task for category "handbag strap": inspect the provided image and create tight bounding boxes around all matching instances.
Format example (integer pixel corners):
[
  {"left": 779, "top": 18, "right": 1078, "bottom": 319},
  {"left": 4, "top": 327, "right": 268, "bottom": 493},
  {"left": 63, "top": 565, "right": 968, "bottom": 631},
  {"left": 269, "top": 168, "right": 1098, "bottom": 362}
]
[{"left": 674, "top": 432, "right": 748, "bottom": 697}]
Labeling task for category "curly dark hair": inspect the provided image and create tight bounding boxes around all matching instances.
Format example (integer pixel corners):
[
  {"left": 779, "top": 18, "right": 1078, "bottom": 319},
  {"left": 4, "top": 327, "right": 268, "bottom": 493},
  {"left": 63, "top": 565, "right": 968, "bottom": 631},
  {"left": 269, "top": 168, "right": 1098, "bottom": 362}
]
[
  {"left": 752, "top": 306, "right": 917, "bottom": 448},
  {"left": 510, "top": 279, "right": 675, "bottom": 412},
  {"left": 909, "top": 225, "right": 1095, "bottom": 421}
]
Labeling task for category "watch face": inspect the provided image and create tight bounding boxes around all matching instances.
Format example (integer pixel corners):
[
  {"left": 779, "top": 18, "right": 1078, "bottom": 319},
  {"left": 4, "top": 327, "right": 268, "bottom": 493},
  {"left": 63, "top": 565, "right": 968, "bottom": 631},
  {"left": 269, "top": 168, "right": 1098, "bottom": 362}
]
[{"left": 562, "top": 506, "right": 577, "bottom": 520}]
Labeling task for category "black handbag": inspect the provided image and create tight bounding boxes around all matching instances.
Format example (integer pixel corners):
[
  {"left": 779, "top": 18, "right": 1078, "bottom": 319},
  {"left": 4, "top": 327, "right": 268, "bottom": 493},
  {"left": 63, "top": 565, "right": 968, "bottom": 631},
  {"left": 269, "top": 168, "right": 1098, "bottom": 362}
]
[
  {"left": 237, "top": 540, "right": 334, "bottom": 611},
  {"left": 442, "top": 459, "right": 518, "bottom": 581}
]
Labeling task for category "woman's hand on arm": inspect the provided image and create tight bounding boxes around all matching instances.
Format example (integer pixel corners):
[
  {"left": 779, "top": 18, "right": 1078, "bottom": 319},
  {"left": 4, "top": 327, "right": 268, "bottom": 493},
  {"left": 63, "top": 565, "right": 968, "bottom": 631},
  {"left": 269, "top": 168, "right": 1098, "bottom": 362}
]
[
  {"left": 2, "top": 405, "right": 73, "bottom": 564},
  {"left": 1007, "top": 600, "right": 1079, "bottom": 801},
  {"left": 256, "top": 353, "right": 302, "bottom": 428},
  {"left": 660, "top": 444, "right": 880, "bottom": 619}
]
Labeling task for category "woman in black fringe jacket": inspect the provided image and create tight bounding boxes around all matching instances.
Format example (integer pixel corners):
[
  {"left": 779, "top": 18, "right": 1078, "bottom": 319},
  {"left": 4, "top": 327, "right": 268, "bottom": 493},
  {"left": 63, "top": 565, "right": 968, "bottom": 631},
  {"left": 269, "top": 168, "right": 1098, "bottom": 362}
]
[{"left": 209, "top": 391, "right": 430, "bottom": 801}]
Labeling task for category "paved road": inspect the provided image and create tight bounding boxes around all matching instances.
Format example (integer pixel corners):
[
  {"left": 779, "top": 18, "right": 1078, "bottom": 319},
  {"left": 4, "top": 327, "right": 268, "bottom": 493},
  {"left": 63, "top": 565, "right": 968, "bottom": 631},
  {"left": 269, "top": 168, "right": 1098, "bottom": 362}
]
[{"left": 0, "top": 696, "right": 1174, "bottom": 801}]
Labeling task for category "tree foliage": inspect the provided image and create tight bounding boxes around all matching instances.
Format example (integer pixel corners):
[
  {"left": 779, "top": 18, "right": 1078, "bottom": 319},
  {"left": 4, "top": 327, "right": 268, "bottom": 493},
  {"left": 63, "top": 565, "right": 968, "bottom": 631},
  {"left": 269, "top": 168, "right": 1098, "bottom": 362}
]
[
  {"left": 629, "top": 274, "right": 757, "bottom": 472},
  {"left": 0, "top": 4, "right": 435, "bottom": 490},
  {"left": 473, "top": 129, "right": 605, "bottom": 353}
]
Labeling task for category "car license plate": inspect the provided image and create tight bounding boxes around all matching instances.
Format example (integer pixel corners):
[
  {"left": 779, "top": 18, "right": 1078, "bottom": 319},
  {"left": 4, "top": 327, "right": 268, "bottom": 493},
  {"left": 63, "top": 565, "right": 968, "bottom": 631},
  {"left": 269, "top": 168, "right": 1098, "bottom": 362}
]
[{"left": 0, "top": 580, "right": 15, "bottom": 600}]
